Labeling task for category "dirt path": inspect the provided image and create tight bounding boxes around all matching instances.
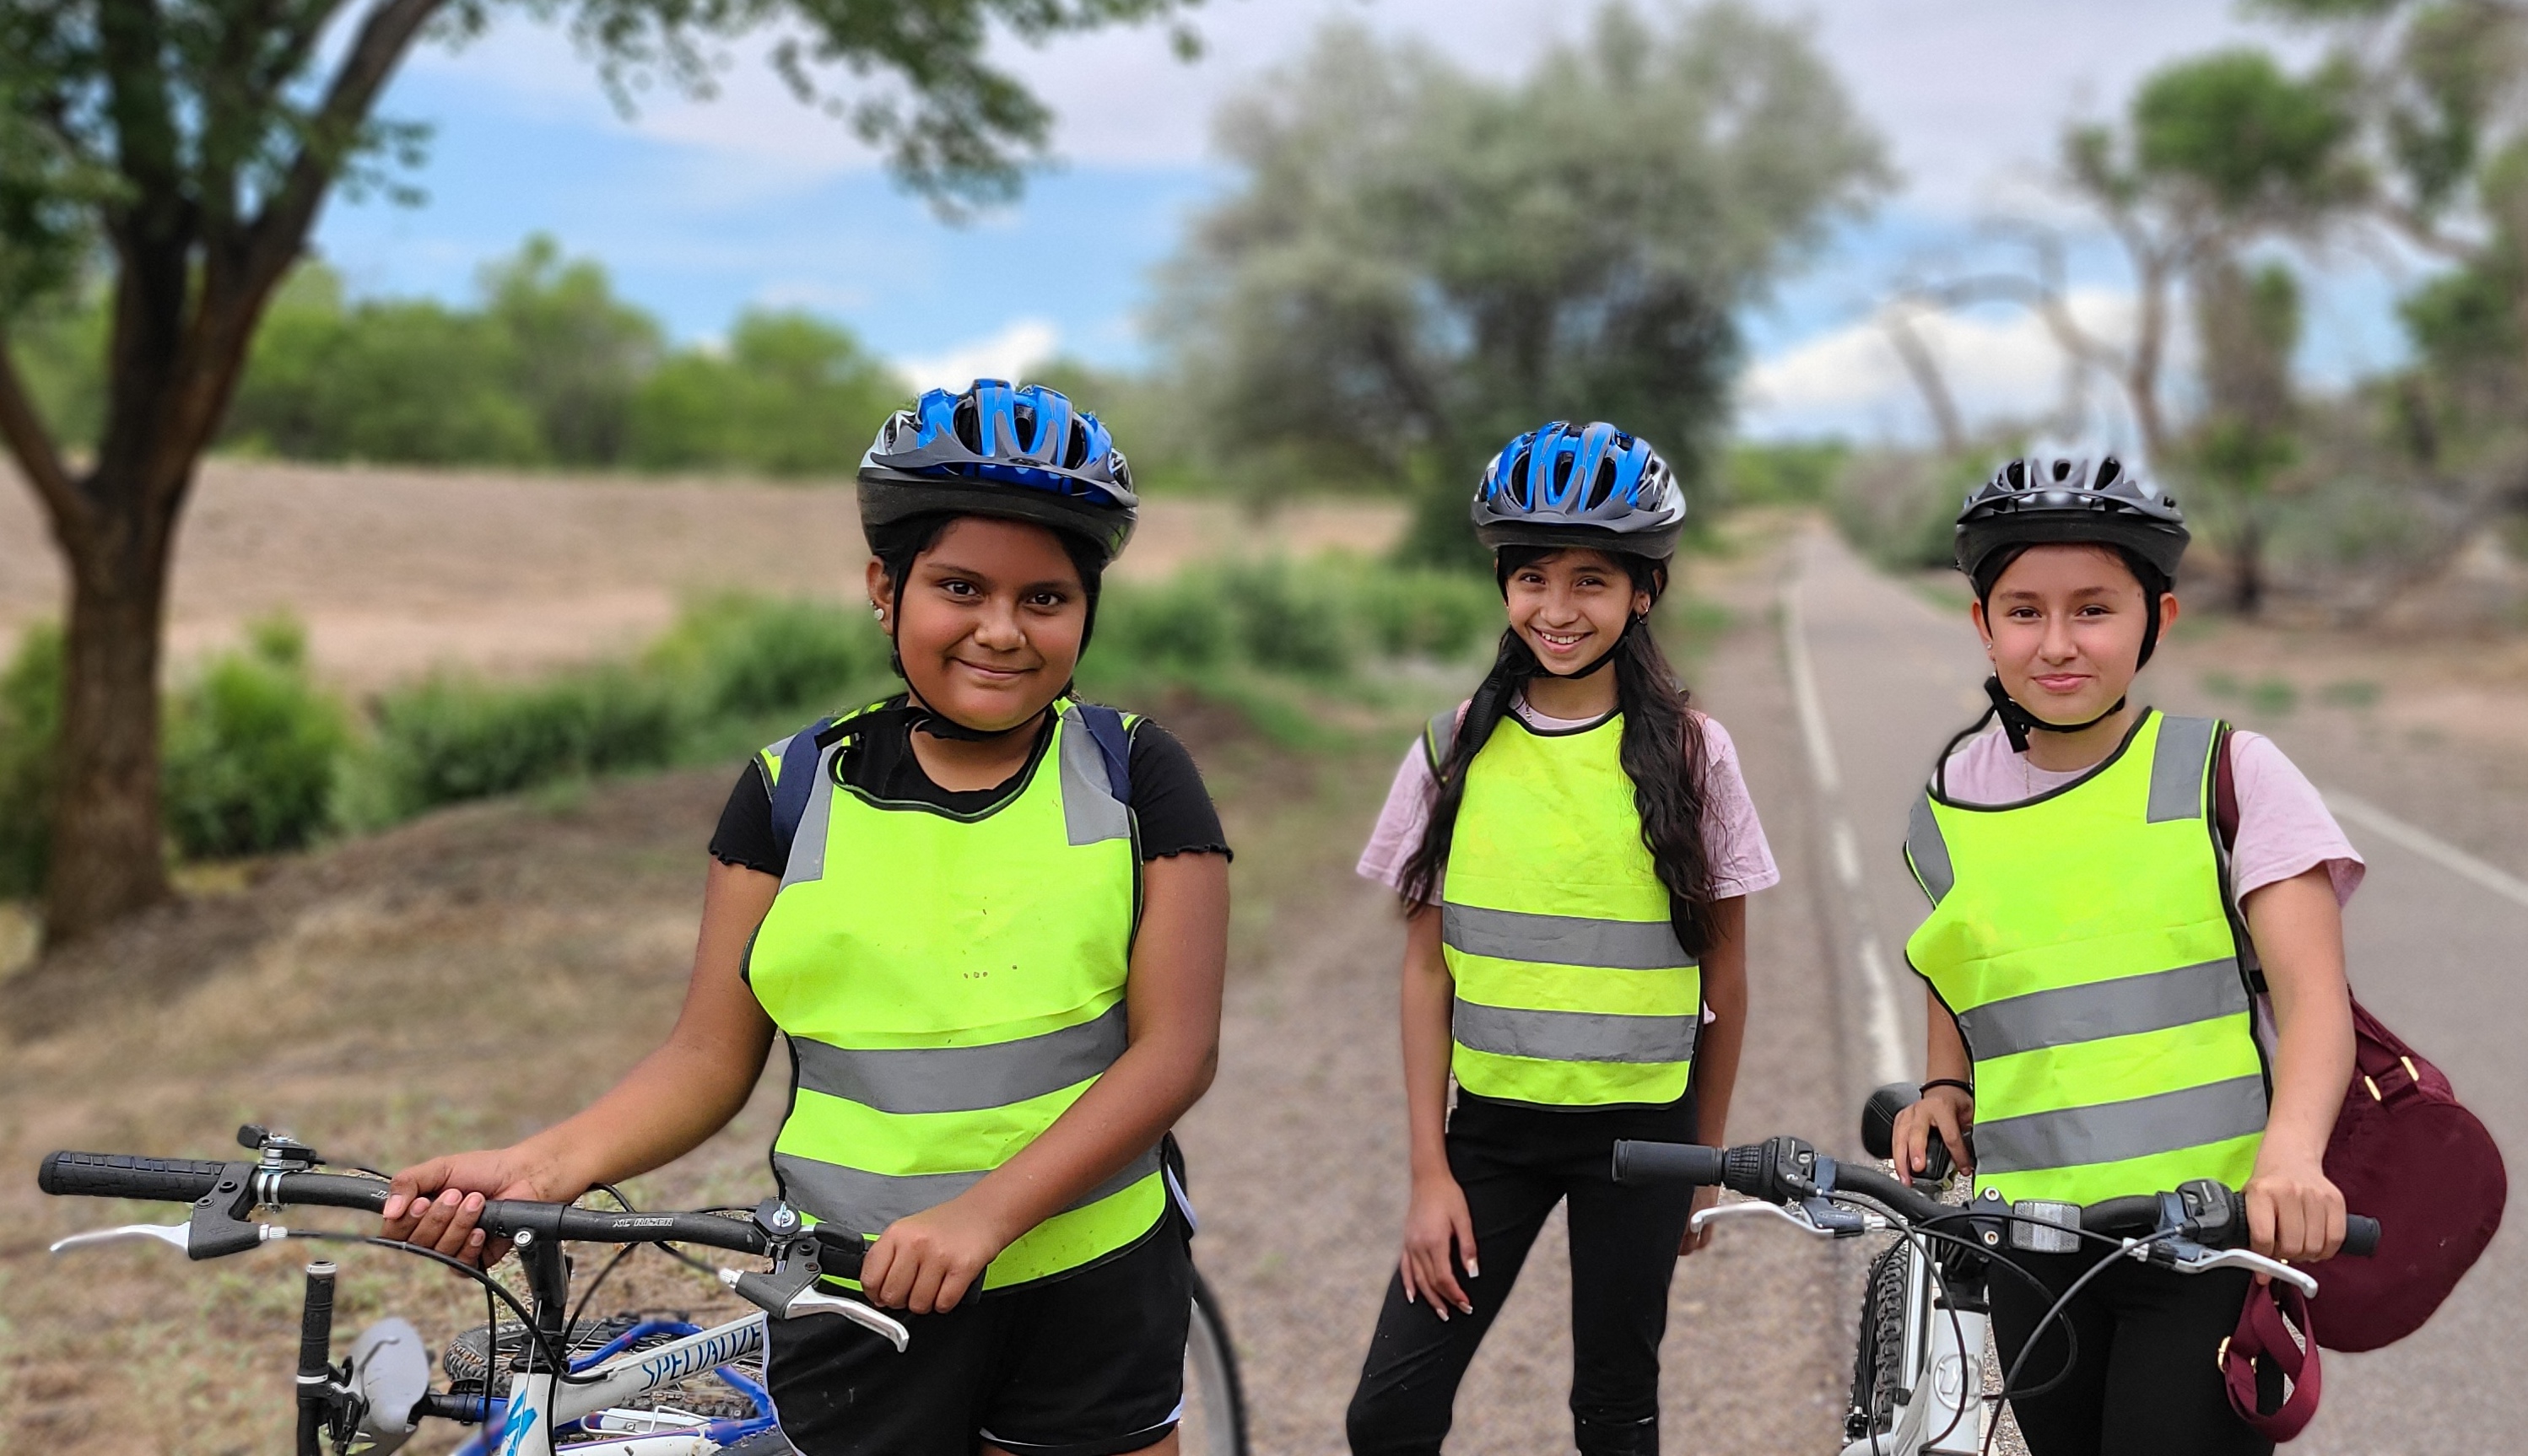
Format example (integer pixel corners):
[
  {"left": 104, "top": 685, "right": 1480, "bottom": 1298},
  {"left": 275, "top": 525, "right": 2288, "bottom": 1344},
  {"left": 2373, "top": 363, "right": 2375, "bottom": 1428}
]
[{"left": 0, "top": 460, "right": 1405, "bottom": 691}]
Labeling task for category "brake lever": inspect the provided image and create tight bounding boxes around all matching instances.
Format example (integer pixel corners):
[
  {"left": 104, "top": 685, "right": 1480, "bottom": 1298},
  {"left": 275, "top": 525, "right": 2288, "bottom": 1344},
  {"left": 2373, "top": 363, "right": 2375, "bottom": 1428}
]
[
  {"left": 1691, "top": 1200, "right": 1840, "bottom": 1239},
  {"left": 716, "top": 1266, "right": 911, "bottom": 1351},
  {"left": 2177, "top": 1246, "right": 2320, "bottom": 1297},
  {"left": 51, "top": 1223, "right": 195, "bottom": 1254}
]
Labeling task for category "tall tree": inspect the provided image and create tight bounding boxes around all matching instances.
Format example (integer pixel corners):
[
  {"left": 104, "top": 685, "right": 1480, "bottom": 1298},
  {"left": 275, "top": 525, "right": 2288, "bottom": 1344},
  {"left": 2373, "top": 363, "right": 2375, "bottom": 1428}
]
[
  {"left": 1157, "top": 3, "right": 1888, "bottom": 564},
  {"left": 0, "top": 0, "right": 1196, "bottom": 946}
]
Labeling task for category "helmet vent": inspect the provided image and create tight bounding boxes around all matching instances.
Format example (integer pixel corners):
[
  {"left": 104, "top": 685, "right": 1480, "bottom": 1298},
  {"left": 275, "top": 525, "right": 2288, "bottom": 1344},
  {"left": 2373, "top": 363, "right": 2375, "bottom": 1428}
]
[{"left": 1585, "top": 458, "right": 1618, "bottom": 510}]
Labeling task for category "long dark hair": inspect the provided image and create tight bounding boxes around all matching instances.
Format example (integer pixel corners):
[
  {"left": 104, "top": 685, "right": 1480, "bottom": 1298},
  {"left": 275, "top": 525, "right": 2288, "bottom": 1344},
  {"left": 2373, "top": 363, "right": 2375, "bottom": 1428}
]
[{"left": 1397, "top": 547, "right": 1720, "bottom": 956}]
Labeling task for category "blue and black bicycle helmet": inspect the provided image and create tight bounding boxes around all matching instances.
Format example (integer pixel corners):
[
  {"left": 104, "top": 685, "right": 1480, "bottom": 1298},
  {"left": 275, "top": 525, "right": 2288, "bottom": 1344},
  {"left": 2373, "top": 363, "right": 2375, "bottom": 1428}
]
[
  {"left": 858, "top": 379, "right": 1138, "bottom": 564},
  {"left": 1471, "top": 420, "right": 1688, "bottom": 560},
  {"left": 1953, "top": 455, "right": 2189, "bottom": 586}
]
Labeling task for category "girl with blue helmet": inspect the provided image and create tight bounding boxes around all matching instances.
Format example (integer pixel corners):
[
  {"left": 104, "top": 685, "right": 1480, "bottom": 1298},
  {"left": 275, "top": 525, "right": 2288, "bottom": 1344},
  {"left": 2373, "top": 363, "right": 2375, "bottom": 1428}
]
[
  {"left": 381, "top": 380, "right": 1231, "bottom": 1456},
  {"left": 1347, "top": 421, "right": 1779, "bottom": 1456}
]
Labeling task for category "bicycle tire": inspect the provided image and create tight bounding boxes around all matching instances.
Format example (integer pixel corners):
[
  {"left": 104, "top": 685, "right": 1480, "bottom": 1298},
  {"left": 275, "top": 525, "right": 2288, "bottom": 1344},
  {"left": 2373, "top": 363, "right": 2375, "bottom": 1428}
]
[
  {"left": 1845, "top": 1240, "right": 1910, "bottom": 1443},
  {"left": 1181, "top": 1267, "right": 1251, "bottom": 1456}
]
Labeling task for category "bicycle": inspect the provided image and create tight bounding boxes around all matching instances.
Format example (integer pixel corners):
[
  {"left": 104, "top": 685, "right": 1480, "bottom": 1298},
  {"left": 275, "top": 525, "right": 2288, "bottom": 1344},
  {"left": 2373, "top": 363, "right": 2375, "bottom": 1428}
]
[
  {"left": 1610, "top": 1091, "right": 2380, "bottom": 1456},
  {"left": 38, "top": 1125, "right": 1250, "bottom": 1456}
]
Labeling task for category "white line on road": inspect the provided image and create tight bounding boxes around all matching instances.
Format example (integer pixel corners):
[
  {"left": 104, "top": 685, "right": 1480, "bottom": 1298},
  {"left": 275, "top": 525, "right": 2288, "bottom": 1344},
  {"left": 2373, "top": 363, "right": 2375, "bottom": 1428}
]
[
  {"left": 2325, "top": 790, "right": 2528, "bottom": 914},
  {"left": 1780, "top": 582, "right": 1842, "bottom": 796},
  {"left": 1780, "top": 558, "right": 1907, "bottom": 1087}
]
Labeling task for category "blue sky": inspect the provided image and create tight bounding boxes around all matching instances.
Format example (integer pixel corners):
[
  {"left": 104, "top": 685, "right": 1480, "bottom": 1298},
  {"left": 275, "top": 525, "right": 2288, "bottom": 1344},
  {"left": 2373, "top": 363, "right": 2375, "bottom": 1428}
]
[{"left": 311, "top": 0, "right": 2424, "bottom": 444}]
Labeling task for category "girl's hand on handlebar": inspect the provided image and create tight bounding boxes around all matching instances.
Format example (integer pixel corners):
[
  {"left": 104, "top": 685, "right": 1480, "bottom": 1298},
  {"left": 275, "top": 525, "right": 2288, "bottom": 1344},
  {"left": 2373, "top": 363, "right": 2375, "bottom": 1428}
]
[
  {"left": 1400, "top": 1169, "right": 1477, "bottom": 1319},
  {"left": 1893, "top": 1087, "right": 1974, "bottom": 1186},
  {"left": 862, "top": 1196, "right": 1013, "bottom": 1314},
  {"left": 2244, "top": 1152, "right": 2347, "bottom": 1272},
  {"left": 381, "top": 1147, "right": 575, "bottom": 1268},
  {"left": 1679, "top": 1184, "right": 1719, "bottom": 1256}
]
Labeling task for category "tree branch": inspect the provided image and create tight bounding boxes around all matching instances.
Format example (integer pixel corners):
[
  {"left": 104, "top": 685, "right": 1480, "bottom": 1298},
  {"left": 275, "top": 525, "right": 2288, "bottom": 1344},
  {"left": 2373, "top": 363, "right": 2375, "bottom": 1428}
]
[
  {"left": 0, "top": 320, "right": 89, "bottom": 541},
  {"left": 240, "top": 0, "right": 444, "bottom": 294},
  {"left": 1878, "top": 298, "right": 1967, "bottom": 456}
]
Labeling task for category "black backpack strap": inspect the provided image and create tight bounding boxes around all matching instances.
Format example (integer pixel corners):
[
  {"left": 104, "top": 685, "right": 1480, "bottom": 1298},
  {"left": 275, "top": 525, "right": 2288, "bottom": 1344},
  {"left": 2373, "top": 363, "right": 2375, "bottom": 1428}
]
[
  {"left": 1073, "top": 702, "right": 1135, "bottom": 806},
  {"left": 768, "top": 715, "right": 853, "bottom": 869}
]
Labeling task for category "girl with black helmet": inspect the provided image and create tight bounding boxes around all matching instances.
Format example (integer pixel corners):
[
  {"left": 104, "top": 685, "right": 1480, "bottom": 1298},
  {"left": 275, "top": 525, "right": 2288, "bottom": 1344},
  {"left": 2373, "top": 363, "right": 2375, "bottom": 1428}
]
[
  {"left": 380, "top": 380, "right": 1231, "bottom": 1456},
  {"left": 1891, "top": 456, "right": 2363, "bottom": 1455},
  {"left": 1346, "top": 422, "right": 1779, "bottom": 1456}
]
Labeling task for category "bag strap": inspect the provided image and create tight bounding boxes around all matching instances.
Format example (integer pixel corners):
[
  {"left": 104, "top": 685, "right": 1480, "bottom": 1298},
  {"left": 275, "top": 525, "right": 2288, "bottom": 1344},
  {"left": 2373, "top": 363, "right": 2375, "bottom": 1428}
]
[
  {"left": 1075, "top": 702, "right": 1135, "bottom": 806},
  {"left": 768, "top": 715, "right": 842, "bottom": 871},
  {"left": 2225, "top": 1281, "right": 2322, "bottom": 1440}
]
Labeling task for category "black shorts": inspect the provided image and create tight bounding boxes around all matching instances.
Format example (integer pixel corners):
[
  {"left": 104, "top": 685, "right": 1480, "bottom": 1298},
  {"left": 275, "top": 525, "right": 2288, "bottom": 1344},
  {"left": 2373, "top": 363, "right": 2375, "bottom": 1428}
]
[{"left": 766, "top": 1212, "right": 1191, "bottom": 1456}]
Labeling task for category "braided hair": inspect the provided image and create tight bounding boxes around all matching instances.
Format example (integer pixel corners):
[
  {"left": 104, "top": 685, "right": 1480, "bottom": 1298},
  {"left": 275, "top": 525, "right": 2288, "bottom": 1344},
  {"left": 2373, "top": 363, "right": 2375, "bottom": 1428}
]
[{"left": 1396, "top": 547, "right": 1720, "bottom": 956}]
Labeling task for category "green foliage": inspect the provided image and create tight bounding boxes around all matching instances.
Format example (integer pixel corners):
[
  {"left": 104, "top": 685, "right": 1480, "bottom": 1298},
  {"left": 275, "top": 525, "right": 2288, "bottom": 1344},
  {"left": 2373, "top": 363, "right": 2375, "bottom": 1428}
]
[
  {"left": 215, "top": 243, "right": 908, "bottom": 475},
  {"left": 646, "top": 594, "right": 889, "bottom": 719},
  {"left": 1829, "top": 451, "right": 1989, "bottom": 573},
  {"left": 0, "top": 623, "right": 64, "bottom": 898},
  {"left": 226, "top": 266, "right": 543, "bottom": 465},
  {"left": 1721, "top": 440, "right": 1850, "bottom": 506},
  {"left": 482, "top": 237, "right": 663, "bottom": 466},
  {"left": 1095, "top": 557, "right": 1500, "bottom": 693},
  {"left": 162, "top": 617, "right": 348, "bottom": 859},
  {"left": 2131, "top": 50, "right": 2364, "bottom": 211},
  {"left": 354, "top": 667, "right": 684, "bottom": 823},
  {"left": 627, "top": 310, "right": 900, "bottom": 477},
  {"left": 1155, "top": 3, "right": 1890, "bottom": 565}
]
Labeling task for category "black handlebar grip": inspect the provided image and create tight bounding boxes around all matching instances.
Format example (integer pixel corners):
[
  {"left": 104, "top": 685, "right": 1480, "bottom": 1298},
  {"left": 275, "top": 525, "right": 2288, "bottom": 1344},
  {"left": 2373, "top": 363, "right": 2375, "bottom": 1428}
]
[
  {"left": 40, "top": 1151, "right": 228, "bottom": 1203},
  {"left": 297, "top": 1261, "right": 338, "bottom": 1378},
  {"left": 1610, "top": 1140, "right": 1725, "bottom": 1188},
  {"left": 2341, "top": 1215, "right": 2381, "bottom": 1259}
]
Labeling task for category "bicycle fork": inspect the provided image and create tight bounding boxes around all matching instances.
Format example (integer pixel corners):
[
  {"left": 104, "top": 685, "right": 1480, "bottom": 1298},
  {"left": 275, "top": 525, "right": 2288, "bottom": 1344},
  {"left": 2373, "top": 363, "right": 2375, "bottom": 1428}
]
[{"left": 486, "top": 1230, "right": 574, "bottom": 1456}]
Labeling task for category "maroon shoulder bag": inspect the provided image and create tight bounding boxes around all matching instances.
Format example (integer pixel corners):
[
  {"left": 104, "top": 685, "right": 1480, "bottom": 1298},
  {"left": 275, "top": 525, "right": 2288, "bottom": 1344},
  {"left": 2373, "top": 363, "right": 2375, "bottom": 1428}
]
[{"left": 2212, "top": 733, "right": 2508, "bottom": 1438}]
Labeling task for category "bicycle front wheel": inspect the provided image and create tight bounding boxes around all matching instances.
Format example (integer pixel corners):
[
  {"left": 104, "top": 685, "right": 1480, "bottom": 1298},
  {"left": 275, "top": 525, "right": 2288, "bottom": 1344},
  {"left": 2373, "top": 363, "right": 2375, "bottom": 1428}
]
[{"left": 1177, "top": 1267, "right": 1250, "bottom": 1456}]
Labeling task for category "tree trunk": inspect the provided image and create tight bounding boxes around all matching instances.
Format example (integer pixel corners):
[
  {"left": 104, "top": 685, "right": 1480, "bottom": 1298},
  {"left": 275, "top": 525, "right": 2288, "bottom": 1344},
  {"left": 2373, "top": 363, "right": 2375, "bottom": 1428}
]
[
  {"left": 41, "top": 466, "right": 185, "bottom": 945},
  {"left": 2229, "top": 514, "right": 2264, "bottom": 618}
]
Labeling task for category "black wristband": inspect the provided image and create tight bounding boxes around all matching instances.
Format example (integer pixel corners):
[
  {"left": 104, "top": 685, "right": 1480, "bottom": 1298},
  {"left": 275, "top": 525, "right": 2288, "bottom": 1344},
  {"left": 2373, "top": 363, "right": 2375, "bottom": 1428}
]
[{"left": 1919, "top": 1078, "right": 1974, "bottom": 1098}]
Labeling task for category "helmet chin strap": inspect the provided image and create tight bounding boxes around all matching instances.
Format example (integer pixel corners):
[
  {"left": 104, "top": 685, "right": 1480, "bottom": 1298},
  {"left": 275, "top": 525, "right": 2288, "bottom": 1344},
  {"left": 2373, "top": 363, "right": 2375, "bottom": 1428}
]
[
  {"left": 1982, "top": 676, "right": 2127, "bottom": 755},
  {"left": 902, "top": 687, "right": 1061, "bottom": 743}
]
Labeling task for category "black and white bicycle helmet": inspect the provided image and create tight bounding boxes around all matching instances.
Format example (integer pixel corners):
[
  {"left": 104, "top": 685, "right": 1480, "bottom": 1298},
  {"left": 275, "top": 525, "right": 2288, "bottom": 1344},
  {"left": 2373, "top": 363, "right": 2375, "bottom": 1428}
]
[
  {"left": 1953, "top": 455, "right": 2189, "bottom": 586},
  {"left": 1471, "top": 420, "right": 1688, "bottom": 560},
  {"left": 858, "top": 379, "right": 1138, "bottom": 565}
]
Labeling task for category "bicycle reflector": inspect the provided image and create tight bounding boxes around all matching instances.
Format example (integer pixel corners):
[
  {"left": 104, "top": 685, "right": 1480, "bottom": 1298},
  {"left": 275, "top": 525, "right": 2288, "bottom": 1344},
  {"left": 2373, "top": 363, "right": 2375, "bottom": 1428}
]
[{"left": 2010, "top": 1200, "right": 2082, "bottom": 1254}]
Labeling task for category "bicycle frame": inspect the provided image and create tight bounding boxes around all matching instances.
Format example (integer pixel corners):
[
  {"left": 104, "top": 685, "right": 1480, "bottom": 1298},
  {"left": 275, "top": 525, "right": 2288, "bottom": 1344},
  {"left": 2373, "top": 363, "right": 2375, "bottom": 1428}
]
[{"left": 461, "top": 1313, "right": 772, "bottom": 1456}]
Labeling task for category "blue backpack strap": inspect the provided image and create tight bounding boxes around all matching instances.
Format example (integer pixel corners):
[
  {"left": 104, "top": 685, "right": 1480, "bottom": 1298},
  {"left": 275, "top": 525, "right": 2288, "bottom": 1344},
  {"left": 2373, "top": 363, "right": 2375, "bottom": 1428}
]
[
  {"left": 1074, "top": 702, "right": 1135, "bottom": 806},
  {"left": 767, "top": 715, "right": 838, "bottom": 869}
]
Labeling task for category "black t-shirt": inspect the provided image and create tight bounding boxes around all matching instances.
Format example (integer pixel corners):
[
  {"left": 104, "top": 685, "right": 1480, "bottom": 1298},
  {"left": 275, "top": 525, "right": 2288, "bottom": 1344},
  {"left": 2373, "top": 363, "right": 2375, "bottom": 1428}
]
[{"left": 710, "top": 704, "right": 1231, "bottom": 875}]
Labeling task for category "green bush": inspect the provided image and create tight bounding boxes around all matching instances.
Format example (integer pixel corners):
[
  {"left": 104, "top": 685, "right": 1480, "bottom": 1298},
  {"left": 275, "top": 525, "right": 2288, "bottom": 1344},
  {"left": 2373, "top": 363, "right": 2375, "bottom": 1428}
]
[
  {"left": 0, "top": 623, "right": 65, "bottom": 898},
  {"left": 1348, "top": 566, "right": 1499, "bottom": 660},
  {"left": 1098, "top": 575, "right": 1236, "bottom": 673},
  {"left": 358, "top": 665, "right": 681, "bottom": 819},
  {"left": 651, "top": 595, "right": 887, "bottom": 720},
  {"left": 162, "top": 617, "right": 348, "bottom": 858},
  {"left": 1218, "top": 559, "right": 1357, "bottom": 677}
]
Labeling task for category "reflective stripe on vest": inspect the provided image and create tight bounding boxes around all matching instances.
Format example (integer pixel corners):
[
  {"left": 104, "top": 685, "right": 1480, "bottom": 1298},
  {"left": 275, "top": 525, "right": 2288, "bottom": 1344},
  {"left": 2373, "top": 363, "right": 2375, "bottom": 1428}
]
[
  {"left": 1440, "top": 711, "right": 1699, "bottom": 1107},
  {"left": 1903, "top": 710, "right": 2266, "bottom": 1205},
  {"left": 746, "top": 699, "right": 1161, "bottom": 1290}
]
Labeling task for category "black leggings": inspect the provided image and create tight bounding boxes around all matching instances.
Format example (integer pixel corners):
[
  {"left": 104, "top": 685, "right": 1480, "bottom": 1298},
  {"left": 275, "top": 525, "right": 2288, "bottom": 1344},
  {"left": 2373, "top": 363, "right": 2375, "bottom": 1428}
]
[
  {"left": 1989, "top": 1248, "right": 2276, "bottom": 1456},
  {"left": 1344, "top": 1093, "right": 1697, "bottom": 1456}
]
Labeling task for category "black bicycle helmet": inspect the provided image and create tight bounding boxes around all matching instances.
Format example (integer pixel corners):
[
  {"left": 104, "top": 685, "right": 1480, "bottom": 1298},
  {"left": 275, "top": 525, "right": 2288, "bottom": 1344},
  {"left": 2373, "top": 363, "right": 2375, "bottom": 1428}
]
[
  {"left": 1471, "top": 420, "right": 1688, "bottom": 560},
  {"left": 858, "top": 379, "right": 1137, "bottom": 565},
  {"left": 1953, "top": 455, "right": 2188, "bottom": 586}
]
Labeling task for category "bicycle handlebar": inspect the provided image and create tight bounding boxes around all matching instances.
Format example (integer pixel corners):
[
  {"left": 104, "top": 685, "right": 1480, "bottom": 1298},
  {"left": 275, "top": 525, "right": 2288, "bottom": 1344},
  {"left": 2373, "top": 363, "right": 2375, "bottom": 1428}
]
[
  {"left": 1610, "top": 1137, "right": 2379, "bottom": 1258},
  {"left": 40, "top": 1151, "right": 775, "bottom": 1257}
]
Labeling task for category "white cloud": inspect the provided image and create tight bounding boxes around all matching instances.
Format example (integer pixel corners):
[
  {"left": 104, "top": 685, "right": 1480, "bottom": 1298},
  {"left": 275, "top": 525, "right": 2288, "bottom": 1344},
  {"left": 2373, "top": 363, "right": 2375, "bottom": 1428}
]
[
  {"left": 400, "top": 0, "right": 2297, "bottom": 206},
  {"left": 894, "top": 319, "right": 1062, "bottom": 392},
  {"left": 1739, "top": 289, "right": 2151, "bottom": 443}
]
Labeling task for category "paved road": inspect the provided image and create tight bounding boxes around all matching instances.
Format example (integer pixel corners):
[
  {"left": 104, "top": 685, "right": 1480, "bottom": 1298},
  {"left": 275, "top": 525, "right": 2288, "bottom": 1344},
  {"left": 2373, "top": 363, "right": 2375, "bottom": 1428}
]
[{"left": 1785, "top": 526, "right": 2527, "bottom": 1453}]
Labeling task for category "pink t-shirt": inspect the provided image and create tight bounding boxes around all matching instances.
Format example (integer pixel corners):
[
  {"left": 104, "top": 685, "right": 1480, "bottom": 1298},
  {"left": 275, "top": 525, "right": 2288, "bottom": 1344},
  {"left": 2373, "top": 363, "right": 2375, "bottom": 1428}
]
[
  {"left": 1356, "top": 698, "right": 1780, "bottom": 903},
  {"left": 1937, "top": 725, "right": 2364, "bottom": 909}
]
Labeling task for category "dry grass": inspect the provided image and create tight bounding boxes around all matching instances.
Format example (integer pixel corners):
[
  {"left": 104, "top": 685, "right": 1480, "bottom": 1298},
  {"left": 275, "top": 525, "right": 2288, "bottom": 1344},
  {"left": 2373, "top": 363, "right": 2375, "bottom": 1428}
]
[{"left": 0, "top": 460, "right": 1406, "bottom": 692}]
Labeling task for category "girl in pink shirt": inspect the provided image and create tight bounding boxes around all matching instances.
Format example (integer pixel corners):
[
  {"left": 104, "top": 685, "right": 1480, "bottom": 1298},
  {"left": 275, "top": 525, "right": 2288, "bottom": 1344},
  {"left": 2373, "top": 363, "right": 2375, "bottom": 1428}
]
[
  {"left": 1893, "top": 457, "right": 2359, "bottom": 1456},
  {"left": 1342, "top": 421, "right": 1771, "bottom": 1456}
]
